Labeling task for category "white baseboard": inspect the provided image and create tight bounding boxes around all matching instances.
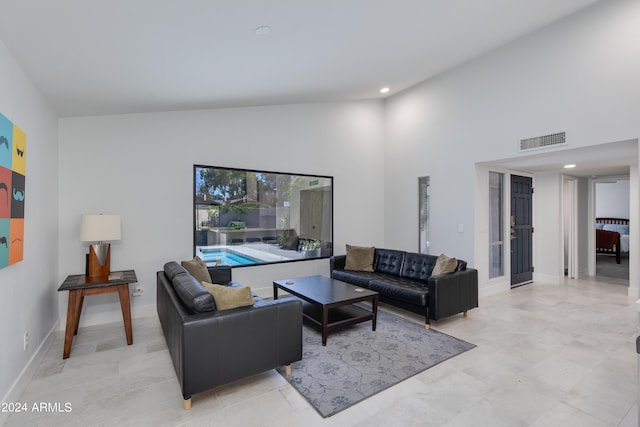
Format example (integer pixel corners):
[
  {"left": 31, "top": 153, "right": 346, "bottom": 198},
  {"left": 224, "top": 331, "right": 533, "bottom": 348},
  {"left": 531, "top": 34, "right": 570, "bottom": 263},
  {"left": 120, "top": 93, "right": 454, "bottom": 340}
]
[
  {"left": 0, "top": 319, "right": 59, "bottom": 427},
  {"left": 576, "top": 268, "right": 590, "bottom": 279},
  {"left": 479, "top": 274, "right": 567, "bottom": 298},
  {"left": 533, "top": 273, "right": 564, "bottom": 284},
  {"left": 479, "top": 281, "right": 510, "bottom": 298}
]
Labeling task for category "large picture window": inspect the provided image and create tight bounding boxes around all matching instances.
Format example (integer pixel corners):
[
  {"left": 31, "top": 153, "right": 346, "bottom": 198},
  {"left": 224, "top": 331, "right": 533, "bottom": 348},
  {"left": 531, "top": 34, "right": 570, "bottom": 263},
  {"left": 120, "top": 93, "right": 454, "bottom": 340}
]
[{"left": 194, "top": 165, "right": 333, "bottom": 267}]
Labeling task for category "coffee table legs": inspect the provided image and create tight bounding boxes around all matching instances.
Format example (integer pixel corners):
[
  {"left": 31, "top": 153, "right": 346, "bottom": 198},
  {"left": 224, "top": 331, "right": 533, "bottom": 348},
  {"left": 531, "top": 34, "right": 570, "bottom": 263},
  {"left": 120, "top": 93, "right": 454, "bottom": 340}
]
[
  {"left": 273, "top": 281, "right": 378, "bottom": 346},
  {"left": 322, "top": 306, "right": 329, "bottom": 346},
  {"left": 372, "top": 295, "right": 378, "bottom": 331},
  {"left": 321, "top": 298, "right": 377, "bottom": 346}
]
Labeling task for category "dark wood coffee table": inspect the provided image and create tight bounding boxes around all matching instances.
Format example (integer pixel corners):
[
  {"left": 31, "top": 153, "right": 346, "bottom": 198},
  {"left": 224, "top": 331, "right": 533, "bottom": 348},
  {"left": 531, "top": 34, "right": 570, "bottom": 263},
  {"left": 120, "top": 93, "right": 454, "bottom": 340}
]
[{"left": 273, "top": 275, "right": 378, "bottom": 346}]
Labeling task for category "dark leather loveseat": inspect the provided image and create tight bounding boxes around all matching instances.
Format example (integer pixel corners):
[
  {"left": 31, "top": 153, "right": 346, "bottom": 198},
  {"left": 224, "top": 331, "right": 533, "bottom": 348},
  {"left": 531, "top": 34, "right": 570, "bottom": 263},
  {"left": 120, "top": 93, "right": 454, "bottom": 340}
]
[
  {"left": 157, "top": 261, "right": 303, "bottom": 409},
  {"left": 330, "top": 249, "right": 478, "bottom": 328}
]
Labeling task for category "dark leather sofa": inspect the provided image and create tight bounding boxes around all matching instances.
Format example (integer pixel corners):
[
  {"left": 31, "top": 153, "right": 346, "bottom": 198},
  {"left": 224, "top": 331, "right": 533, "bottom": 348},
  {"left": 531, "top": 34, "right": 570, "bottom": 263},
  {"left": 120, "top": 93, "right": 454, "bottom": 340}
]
[
  {"left": 330, "top": 249, "right": 478, "bottom": 328},
  {"left": 157, "top": 261, "right": 303, "bottom": 409}
]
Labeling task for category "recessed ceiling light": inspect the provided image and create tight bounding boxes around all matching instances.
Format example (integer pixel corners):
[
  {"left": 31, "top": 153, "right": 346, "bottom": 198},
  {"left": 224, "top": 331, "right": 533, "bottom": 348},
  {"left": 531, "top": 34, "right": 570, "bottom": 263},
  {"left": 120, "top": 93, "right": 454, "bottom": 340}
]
[
  {"left": 380, "top": 87, "right": 390, "bottom": 94},
  {"left": 255, "top": 26, "right": 271, "bottom": 36},
  {"left": 564, "top": 164, "right": 576, "bottom": 169}
]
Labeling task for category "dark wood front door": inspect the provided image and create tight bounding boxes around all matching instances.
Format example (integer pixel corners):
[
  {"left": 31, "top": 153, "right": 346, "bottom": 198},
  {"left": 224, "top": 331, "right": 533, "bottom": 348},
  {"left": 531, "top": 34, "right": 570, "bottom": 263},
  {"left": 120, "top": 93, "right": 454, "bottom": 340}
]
[{"left": 511, "top": 175, "right": 533, "bottom": 287}]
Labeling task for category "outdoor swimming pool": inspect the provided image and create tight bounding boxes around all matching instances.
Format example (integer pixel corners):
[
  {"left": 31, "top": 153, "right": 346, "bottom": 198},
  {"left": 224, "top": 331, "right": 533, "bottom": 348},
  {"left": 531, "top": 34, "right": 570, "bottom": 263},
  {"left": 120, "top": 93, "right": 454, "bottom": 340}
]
[{"left": 199, "top": 248, "right": 263, "bottom": 266}]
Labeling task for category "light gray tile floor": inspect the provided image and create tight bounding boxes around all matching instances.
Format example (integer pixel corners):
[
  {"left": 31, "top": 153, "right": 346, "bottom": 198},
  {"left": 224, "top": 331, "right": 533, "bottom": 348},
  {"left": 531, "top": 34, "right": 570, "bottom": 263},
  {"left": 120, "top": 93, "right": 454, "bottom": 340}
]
[{"left": 5, "top": 278, "right": 638, "bottom": 426}]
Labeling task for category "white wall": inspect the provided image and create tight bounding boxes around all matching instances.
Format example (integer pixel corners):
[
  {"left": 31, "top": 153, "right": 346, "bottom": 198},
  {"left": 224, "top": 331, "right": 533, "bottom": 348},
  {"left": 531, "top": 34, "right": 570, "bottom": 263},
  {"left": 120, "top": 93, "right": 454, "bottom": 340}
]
[
  {"left": 0, "top": 41, "right": 59, "bottom": 405},
  {"left": 58, "top": 102, "right": 385, "bottom": 327},
  {"left": 534, "top": 174, "right": 564, "bottom": 282},
  {"left": 595, "top": 180, "right": 630, "bottom": 219},
  {"left": 384, "top": 0, "right": 640, "bottom": 290}
]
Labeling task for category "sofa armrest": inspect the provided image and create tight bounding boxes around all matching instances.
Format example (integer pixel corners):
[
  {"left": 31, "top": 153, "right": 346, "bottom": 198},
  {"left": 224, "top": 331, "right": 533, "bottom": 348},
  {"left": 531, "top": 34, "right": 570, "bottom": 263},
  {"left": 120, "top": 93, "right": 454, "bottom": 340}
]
[
  {"left": 330, "top": 255, "right": 346, "bottom": 272},
  {"left": 180, "top": 298, "right": 302, "bottom": 399},
  {"left": 427, "top": 268, "right": 478, "bottom": 320},
  {"left": 157, "top": 271, "right": 302, "bottom": 400}
]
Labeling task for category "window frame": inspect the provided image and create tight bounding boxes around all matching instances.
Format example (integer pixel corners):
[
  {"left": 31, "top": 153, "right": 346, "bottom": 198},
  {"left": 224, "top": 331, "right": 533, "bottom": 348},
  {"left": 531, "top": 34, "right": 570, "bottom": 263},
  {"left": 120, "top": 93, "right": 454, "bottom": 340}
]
[
  {"left": 418, "top": 176, "right": 430, "bottom": 254},
  {"left": 193, "top": 164, "right": 333, "bottom": 268},
  {"left": 489, "top": 171, "right": 504, "bottom": 278}
]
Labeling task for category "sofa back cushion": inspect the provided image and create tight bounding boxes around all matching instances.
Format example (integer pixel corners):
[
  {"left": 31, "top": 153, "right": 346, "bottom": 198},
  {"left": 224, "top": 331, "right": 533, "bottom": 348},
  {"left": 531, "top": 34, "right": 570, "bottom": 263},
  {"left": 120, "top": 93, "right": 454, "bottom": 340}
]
[
  {"left": 400, "top": 252, "right": 437, "bottom": 281},
  {"left": 374, "top": 249, "right": 405, "bottom": 275},
  {"left": 171, "top": 271, "right": 216, "bottom": 313},
  {"left": 164, "top": 261, "right": 188, "bottom": 281}
]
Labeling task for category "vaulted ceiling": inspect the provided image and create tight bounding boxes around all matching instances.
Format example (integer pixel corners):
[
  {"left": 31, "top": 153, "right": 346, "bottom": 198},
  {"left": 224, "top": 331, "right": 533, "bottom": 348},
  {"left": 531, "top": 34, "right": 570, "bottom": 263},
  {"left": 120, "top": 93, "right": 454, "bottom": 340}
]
[{"left": 0, "top": 0, "right": 599, "bottom": 117}]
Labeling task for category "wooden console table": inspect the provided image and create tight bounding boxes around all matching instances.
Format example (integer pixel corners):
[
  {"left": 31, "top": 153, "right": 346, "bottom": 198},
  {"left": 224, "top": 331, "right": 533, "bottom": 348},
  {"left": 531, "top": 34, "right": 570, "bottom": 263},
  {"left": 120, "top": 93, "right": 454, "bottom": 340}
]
[{"left": 57, "top": 270, "right": 137, "bottom": 359}]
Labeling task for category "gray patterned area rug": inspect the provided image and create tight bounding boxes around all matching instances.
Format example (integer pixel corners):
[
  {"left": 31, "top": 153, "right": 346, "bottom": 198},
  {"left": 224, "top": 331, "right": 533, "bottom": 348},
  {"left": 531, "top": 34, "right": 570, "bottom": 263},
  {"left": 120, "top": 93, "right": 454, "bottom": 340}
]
[{"left": 277, "top": 309, "right": 475, "bottom": 417}]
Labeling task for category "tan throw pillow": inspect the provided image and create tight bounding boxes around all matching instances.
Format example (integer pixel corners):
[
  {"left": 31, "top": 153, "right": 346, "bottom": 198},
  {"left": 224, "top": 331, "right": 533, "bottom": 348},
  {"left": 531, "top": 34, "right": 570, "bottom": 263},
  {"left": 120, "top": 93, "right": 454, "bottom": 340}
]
[
  {"left": 201, "top": 282, "right": 255, "bottom": 310},
  {"left": 345, "top": 244, "right": 375, "bottom": 272},
  {"left": 181, "top": 256, "right": 211, "bottom": 284},
  {"left": 432, "top": 253, "right": 458, "bottom": 275}
]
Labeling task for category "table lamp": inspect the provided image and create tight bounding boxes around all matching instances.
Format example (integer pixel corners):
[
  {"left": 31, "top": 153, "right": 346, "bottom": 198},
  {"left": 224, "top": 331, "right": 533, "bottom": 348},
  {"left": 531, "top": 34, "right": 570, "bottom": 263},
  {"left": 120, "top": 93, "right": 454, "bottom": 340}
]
[{"left": 80, "top": 214, "right": 121, "bottom": 280}]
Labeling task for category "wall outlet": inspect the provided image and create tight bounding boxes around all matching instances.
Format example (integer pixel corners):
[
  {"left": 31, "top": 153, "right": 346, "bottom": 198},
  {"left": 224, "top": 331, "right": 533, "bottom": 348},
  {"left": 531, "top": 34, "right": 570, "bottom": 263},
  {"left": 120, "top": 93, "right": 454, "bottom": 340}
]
[
  {"left": 23, "top": 331, "right": 29, "bottom": 351},
  {"left": 132, "top": 286, "right": 144, "bottom": 297}
]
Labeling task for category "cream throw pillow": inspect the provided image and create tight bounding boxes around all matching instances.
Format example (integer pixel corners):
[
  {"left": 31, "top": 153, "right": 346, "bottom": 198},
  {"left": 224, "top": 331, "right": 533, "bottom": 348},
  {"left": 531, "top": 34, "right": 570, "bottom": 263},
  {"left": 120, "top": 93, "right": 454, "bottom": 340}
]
[
  {"left": 201, "top": 282, "right": 255, "bottom": 310},
  {"left": 181, "top": 256, "right": 211, "bottom": 284},
  {"left": 432, "top": 253, "right": 458, "bottom": 275},
  {"left": 345, "top": 244, "right": 375, "bottom": 272}
]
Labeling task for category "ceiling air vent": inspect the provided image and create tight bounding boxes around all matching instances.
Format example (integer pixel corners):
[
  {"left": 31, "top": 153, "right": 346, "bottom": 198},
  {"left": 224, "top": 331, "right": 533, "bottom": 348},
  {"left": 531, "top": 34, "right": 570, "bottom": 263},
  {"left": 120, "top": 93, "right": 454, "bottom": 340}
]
[{"left": 520, "top": 132, "right": 566, "bottom": 151}]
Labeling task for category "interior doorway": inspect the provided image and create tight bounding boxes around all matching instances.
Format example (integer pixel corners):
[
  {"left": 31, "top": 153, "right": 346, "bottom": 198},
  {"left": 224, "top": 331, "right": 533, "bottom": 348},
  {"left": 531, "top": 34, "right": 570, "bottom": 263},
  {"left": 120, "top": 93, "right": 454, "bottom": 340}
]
[
  {"left": 478, "top": 139, "right": 638, "bottom": 296},
  {"left": 563, "top": 177, "right": 578, "bottom": 278},
  {"left": 593, "top": 178, "right": 630, "bottom": 286}
]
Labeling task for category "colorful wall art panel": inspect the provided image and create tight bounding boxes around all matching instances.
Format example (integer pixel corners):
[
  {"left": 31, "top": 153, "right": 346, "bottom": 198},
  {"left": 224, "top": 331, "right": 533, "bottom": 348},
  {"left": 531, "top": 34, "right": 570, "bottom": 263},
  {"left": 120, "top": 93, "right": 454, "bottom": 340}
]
[{"left": 0, "top": 113, "right": 26, "bottom": 269}]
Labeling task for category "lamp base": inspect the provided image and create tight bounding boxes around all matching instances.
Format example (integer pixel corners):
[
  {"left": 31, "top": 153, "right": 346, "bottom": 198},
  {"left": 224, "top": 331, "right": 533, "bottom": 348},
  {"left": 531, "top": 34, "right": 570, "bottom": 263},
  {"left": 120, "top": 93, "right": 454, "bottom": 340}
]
[{"left": 87, "top": 243, "right": 111, "bottom": 281}]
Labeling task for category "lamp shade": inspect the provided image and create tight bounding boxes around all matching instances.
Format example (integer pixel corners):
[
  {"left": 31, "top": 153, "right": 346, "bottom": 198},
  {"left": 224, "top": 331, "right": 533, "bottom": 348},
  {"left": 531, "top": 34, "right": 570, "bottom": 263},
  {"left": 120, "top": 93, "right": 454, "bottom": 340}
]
[{"left": 80, "top": 214, "right": 122, "bottom": 242}]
